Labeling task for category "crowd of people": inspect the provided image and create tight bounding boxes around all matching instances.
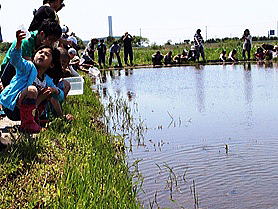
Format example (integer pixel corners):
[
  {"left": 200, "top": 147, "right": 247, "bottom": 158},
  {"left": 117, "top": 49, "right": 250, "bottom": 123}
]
[
  {"left": 151, "top": 29, "right": 278, "bottom": 66},
  {"left": 79, "top": 32, "right": 134, "bottom": 69}
]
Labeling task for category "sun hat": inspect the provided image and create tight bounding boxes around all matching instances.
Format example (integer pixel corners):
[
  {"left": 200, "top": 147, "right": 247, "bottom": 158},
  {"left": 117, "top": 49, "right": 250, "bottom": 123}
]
[{"left": 67, "top": 36, "right": 77, "bottom": 45}]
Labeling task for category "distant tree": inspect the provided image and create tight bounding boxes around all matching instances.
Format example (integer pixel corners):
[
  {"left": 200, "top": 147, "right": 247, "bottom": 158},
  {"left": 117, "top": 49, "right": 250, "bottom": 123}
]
[
  {"left": 165, "top": 40, "right": 172, "bottom": 45},
  {"left": 132, "top": 36, "right": 149, "bottom": 47}
]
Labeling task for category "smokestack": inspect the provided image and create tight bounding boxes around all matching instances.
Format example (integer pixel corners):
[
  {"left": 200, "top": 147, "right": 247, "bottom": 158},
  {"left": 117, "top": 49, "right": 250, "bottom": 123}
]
[
  {"left": 108, "top": 16, "right": 113, "bottom": 37},
  {"left": 0, "top": 4, "right": 2, "bottom": 42}
]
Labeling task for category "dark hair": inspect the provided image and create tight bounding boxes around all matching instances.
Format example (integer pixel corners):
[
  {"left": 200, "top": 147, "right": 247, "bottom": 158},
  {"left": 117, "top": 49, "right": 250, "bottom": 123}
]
[
  {"left": 33, "top": 46, "right": 62, "bottom": 79},
  {"left": 38, "top": 19, "right": 62, "bottom": 39},
  {"left": 197, "top": 29, "right": 201, "bottom": 33},
  {"left": 33, "top": 46, "right": 62, "bottom": 84},
  {"left": 43, "top": 0, "right": 56, "bottom": 4}
]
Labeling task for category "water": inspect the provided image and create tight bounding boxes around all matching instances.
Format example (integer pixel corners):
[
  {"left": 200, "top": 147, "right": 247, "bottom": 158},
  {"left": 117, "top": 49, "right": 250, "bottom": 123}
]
[{"left": 98, "top": 63, "right": 278, "bottom": 209}]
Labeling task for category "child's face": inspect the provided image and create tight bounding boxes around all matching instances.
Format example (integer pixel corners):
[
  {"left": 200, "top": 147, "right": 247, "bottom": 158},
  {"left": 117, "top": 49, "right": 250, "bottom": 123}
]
[
  {"left": 69, "top": 53, "right": 75, "bottom": 59},
  {"left": 34, "top": 48, "right": 53, "bottom": 69}
]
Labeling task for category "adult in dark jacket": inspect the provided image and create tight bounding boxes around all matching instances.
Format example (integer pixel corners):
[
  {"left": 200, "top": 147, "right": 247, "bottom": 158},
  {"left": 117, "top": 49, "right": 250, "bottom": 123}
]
[
  {"left": 97, "top": 39, "right": 107, "bottom": 68},
  {"left": 122, "top": 32, "right": 133, "bottom": 66}
]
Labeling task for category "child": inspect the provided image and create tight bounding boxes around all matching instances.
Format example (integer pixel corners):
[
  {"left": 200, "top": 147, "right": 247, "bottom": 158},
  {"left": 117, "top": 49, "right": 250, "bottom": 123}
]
[
  {"left": 68, "top": 48, "right": 81, "bottom": 74},
  {"left": 0, "top": 30, "right": 64, "bottom": 133},
  {"left": 228, "top": 49, "right": 238, "bottom": 62},
  {"left": 188, "top": 46, "right": 197, "bottom": 61},
  {"left": 164, "top": 51, "right": 173, "bottom": 65},
  {"left": 109, "top": 41, "right": 122, "bottom": 68},
  {"left": 0, "top": 19, "right": 62, "bottom": 88},
  {"left": 180, "top": 49, "right": 188, "bottom": 63},
  {"left": 152, "top": 51, "right": 163, "bottom": 66},
  {"left": 255, "top": 47, "right": 264, "bottom": 61},
  {"left": 219, "top": 50, "right": 227, "bottom": 62}
]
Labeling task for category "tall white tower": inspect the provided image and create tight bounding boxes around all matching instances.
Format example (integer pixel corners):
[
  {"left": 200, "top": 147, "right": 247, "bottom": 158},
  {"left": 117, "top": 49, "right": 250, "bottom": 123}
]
[
  {"left": 108, "top": 16, "right": 113, "bottom": 37},
  {"left": 0, "top": 4, "right": 2, "bottom": 42}
]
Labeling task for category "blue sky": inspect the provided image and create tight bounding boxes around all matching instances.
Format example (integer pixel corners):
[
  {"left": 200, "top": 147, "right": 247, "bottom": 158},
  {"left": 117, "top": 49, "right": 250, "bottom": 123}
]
[{"left": 0, "top": 0, "right": 278, "bottom": 44}]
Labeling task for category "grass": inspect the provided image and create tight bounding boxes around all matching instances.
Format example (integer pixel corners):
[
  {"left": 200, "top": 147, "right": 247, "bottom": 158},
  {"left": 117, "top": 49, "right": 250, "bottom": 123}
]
[
  {"left": 0, "top": 75, "right": 141, "bottom": 208},
  {"left": 0, "top": 53, "right": 4, "bottom": 64}
]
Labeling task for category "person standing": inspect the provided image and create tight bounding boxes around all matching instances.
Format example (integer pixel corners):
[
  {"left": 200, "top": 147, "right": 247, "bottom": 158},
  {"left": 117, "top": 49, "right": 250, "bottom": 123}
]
[
  {"left": 122, "top": 32, "right": 133, "bottom": 66},
  {"left": 242, "top": 29, "right": 252, "bottom": 60},
  {"left": 97, "top": 39, "right": 107, "bottom": 68},
  {"left": 194, "top": 29, "right": 205, "bottom": 62},
  {"left": 29, "top": 0, "right": 65, "bottom": 31}
]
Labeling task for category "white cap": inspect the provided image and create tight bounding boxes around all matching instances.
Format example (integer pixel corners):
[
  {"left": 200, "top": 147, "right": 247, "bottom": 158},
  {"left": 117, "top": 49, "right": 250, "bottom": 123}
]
[
  {"left": 67, "top": 36, "right": 77, "bottom": 45},
  {"left": 68, "top": 48, "right": 77, "bottom": 55},
  {"left": 61, "top": 25, "right": 69, "bottom": 33}
]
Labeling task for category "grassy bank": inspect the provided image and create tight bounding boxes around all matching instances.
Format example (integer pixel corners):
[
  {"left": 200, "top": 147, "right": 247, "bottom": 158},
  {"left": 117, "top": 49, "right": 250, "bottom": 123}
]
[{"left": 0, "top": 76, "right": 140, "bottom": 208}]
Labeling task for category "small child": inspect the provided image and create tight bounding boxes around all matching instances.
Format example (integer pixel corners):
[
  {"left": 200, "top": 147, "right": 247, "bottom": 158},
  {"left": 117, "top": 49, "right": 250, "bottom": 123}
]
[
  {"left": 181, "top": 49, "right": 188, "bottom": 63},
  {"left": 188, "top": 46, "right": 197, "bottom": 61},
  {"left": 164, "top": 51, "right": 173, "bottom": 65},
  {"left": 0, "top": 30, "right": 64, "bottom": 133},
  {"left": 152, "top": 51, "right": 163, "bottom": 66},
  {"left": 228, "top": 49, "right": 238, "bottom": 62},
  {"left": 68, "top": 48, "right": 81, "bottom": 75},
  {"left": 219, "top": 50, "right": 227, "bottom": 62},
  {"left": 255, "top": 47, "right": 264, "bottom": 61}
]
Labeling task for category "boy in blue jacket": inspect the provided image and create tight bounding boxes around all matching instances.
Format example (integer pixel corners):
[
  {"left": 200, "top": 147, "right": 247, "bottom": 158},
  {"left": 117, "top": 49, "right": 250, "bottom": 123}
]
[{"left": 0, "top": 30, "right": 64, "bottom": 133}]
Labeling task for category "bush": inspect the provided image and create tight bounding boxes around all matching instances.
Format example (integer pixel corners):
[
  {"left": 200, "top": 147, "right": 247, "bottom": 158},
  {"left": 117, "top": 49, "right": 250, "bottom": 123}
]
[{"left": 0, "top": 42, "right": 11, "bottom": 53}]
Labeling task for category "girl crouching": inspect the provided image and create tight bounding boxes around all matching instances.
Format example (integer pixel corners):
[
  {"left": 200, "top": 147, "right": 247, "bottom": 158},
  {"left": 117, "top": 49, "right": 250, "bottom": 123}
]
[{"left": 0, "top": 30, "right": 64, "bottom": 133}]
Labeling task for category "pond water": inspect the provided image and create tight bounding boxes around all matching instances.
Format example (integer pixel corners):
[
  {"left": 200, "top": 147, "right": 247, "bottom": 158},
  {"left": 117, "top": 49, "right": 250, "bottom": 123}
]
[{"left": 97, "top": 63, "right": 278, "bottom": 209}]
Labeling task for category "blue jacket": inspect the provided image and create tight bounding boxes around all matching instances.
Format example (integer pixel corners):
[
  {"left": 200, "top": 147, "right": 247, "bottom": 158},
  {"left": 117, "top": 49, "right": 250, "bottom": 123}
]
[{"left": 0, "top": 47, "right": 64, "bottom": 111}]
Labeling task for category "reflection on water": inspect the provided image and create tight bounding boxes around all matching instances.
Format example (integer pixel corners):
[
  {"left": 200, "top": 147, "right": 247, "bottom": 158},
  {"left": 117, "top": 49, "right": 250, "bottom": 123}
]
[{"left": 98, "top": 63, "right": 278, "bottom": 209}]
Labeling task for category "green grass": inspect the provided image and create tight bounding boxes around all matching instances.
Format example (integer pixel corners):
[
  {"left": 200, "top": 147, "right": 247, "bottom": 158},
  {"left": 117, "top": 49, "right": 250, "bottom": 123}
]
[
  {"left": 0, "top": 53, "right": 4, "bottom": 64},
  {"left": 0, "top": 76, "right": 141, "bottom": 208}
]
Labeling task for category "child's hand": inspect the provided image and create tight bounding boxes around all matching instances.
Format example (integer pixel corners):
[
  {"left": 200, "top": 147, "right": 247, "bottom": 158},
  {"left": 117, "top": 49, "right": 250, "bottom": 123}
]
[{"left": 15, "top": 30, "right": 26, "bottom": 49}]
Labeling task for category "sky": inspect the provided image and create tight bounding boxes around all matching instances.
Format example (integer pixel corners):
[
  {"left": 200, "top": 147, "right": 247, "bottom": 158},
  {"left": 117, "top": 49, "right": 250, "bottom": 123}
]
[{"left": 0, "top": 0, "right": 278, "bottom": 45}]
